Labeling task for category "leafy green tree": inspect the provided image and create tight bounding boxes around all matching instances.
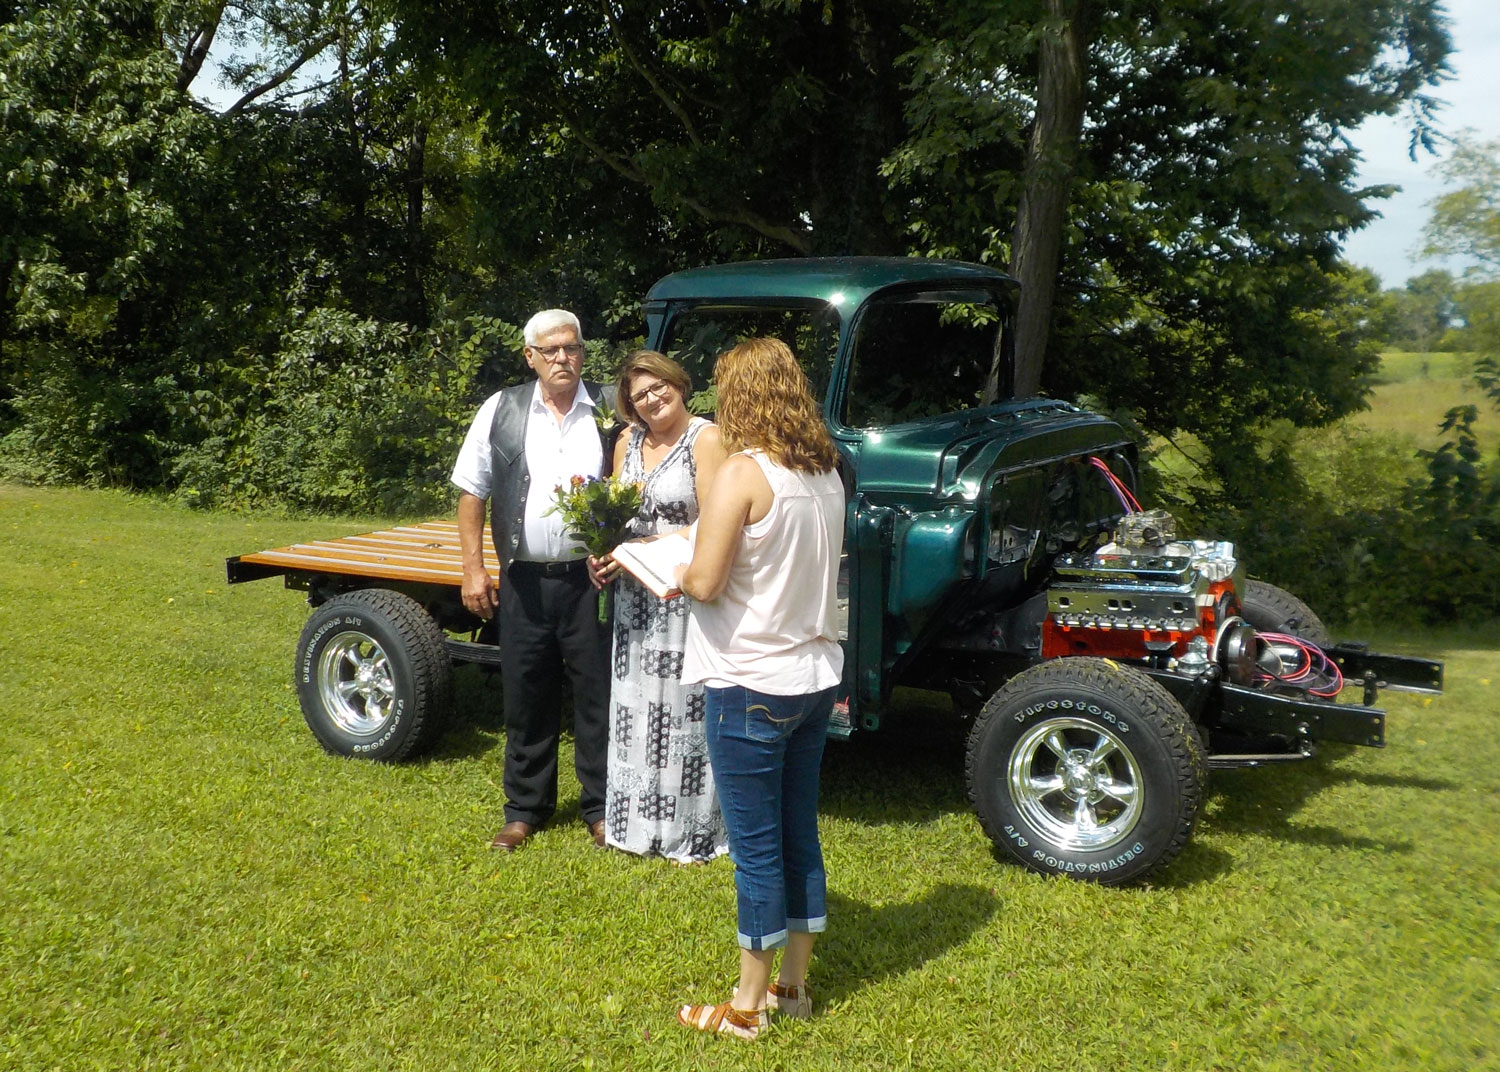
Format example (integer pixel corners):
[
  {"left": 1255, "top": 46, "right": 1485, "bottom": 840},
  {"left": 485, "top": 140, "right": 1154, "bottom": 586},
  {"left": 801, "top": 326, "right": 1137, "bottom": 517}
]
[
  {"left": 893, "top": 1, "right": 1448, "bottom": 455},
  {"left": 397, "top": 2, "right": 1448, "bottom": 464},
  {"left": 1423, "top": 135, "right": 1500, "bottom": 274},
  {"left": 1423, "top": 136, "right": 1500, "bottom": 360},
  {"left": 1, "top": 0, "right": 221, "bottom": 483},
  {"left": 0, "top": 0, "right": 1460, "bottom": 535},
  {"left": 393, "top": 0, "right": 937, "bottom": 323},
  {"left": 1454, "top": 280, "right": 1500, "bottom": 355},
  {"left": 1374, "top": 269, "right": 1459, "bottom": 352},
  {"left": 2, "top": 0, "right": 513, "bottom": 507}
]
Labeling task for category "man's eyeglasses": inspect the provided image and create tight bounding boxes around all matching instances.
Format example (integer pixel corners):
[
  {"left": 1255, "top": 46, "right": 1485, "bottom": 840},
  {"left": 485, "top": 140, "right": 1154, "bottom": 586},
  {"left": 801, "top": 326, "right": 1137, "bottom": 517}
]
[
  {"left": 629, "top": 381, "right": 674, "bottom": 405},
  {"left": 530, "top": 343, "right": 585, "bottom": 360}
]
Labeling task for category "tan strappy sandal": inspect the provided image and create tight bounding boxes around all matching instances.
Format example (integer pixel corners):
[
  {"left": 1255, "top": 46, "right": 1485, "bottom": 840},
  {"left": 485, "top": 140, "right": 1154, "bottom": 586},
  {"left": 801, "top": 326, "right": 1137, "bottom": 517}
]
[
  {"left": 768, "top": 981, "right": 813, "bottom": 1019},
  {"left": 676, "top": 999, "right": 767, "bottom": 1040}
]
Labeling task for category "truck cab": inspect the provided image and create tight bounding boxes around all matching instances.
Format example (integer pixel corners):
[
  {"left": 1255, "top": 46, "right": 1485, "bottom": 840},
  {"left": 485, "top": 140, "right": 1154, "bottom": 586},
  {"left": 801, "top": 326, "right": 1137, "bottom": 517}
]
[{"left": 643, "top": 258, "right": 1142, "bottom": 729}]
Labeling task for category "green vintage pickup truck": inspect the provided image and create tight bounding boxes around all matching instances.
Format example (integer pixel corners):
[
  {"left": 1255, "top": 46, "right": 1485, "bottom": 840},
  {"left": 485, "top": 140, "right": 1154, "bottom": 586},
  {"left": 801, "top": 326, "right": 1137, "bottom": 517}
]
[{"left": 229, "top": 257, "right": 1443, "bottom": 884}]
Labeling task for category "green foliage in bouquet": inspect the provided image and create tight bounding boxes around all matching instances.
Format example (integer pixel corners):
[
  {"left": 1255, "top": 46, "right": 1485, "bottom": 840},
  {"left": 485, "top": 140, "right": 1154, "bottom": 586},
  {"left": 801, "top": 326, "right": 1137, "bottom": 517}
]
[
  {"left": 546, "top": 474, "right": 644, "bottom": 621},
  {"left": 545, "top": 474, "right": 644, "bottom": 559}
]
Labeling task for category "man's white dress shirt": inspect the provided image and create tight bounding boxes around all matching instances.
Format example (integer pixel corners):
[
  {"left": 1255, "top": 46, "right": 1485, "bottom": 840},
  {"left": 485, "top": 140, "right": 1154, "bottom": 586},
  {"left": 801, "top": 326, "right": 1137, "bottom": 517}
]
[{"left": 450, "top": 381, "right": 603, "bottom": 561}]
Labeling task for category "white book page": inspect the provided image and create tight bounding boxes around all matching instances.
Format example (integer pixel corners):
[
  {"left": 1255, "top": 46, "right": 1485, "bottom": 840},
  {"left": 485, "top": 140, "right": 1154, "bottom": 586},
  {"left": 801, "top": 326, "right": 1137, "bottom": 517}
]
[{"left": 610, "top": 532, "right": 693, "bottom": 598}]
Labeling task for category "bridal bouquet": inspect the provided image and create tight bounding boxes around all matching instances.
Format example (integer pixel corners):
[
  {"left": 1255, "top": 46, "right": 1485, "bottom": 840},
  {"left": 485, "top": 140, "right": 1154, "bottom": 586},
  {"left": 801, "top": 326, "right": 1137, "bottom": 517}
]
[{"left": 546, "top": 474, "right": 644, "bottom": 620}]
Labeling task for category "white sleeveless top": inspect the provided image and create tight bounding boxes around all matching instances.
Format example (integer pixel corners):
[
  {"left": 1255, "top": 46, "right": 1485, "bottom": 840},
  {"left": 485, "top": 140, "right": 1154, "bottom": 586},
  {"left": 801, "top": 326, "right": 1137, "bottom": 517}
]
[{"left": 680, "top": 451, "right": 845, "bottom": 695}]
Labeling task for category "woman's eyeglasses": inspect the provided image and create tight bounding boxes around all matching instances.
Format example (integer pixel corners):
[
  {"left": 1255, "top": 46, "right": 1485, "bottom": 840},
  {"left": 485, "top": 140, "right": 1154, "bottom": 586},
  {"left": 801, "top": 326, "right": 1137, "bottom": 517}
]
[{"left": 629, "top": 381, "right": 674, "bottom": 405}]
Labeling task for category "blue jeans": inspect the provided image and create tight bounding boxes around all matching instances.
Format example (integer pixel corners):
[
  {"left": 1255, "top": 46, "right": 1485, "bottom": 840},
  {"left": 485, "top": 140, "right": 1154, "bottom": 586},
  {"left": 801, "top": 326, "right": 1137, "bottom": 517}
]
[{"left": 703, "top": 683, "right": 835, "bottom": 951}]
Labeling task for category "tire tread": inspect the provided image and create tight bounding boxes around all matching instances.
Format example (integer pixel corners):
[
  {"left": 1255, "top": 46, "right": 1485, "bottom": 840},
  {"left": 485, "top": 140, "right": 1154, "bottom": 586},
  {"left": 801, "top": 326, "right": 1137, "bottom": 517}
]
[{"left": 1240, "top": 578, "right": 1333, "bottom": 648}]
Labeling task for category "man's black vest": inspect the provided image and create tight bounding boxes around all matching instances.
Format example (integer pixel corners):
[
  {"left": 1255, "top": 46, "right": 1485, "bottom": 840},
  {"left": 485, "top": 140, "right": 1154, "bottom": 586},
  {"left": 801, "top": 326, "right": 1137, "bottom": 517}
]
[{"left": 486, "top": 379, "right": 614, "bottom": 570}]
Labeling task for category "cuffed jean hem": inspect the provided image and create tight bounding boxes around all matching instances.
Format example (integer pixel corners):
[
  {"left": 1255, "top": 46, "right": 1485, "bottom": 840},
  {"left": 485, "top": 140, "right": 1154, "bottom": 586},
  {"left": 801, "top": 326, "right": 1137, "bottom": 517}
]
[
  {"left": 738, "top": 927, "right": 789, "bottom": 952},
  {"left": 736, "top": 914, "right": 827, "bottom": 950}
]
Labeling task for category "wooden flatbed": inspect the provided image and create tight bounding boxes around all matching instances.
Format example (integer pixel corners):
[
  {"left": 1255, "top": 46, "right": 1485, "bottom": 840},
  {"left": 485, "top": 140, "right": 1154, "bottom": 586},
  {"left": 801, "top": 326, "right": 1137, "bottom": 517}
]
[{"left": 225, "top": 520, "right": 500, "bottom": 588}]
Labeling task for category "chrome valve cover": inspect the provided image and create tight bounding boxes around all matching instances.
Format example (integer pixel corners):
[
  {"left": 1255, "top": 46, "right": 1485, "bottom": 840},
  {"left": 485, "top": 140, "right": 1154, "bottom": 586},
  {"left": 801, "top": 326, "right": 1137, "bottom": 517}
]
[{"left": 1047, "top": 539, "right": 1241, "bottom": 633}]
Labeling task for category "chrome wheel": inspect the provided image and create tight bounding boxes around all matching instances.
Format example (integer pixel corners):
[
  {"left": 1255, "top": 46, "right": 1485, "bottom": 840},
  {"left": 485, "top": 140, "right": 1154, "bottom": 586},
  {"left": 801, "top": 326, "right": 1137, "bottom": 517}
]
[
  {"left": 1007, "top": 716, "right": 1143, "bottom": 851},
  {"left": 968, "top": 659, "right": 1204, "bottom": 884},
  {"left": 316, "top": 630, "right": 395, "bottom": 735}
]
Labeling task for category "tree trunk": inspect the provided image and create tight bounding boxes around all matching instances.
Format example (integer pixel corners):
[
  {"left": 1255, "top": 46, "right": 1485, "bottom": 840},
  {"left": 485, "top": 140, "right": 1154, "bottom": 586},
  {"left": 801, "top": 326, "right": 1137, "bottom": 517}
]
[
  {"left": 173, "top": 8, "right": 224, "bottom": 93},
  {"left": 404, "top": 121, "right": 429, "bottom": 324},
  {"left": 998, "top": 0, "right": 1096, "bottom": 401}
]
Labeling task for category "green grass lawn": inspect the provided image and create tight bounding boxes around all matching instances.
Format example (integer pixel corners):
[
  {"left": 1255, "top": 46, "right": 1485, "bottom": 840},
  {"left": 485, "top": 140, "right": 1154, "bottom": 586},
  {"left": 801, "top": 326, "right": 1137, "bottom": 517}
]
[
  {"left": 2, "top": 485, "right": 1497, "bottom": 1071},
  {"left": 1356, "top": 351, "right": 1498, "bottom": 456}
]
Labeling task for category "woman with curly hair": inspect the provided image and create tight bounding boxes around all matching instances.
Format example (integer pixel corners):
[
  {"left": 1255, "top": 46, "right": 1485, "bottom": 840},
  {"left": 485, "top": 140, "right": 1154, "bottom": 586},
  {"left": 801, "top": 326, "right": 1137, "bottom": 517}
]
[{"left": 671, "top": 337, "right": 845, "bottom": 1040}]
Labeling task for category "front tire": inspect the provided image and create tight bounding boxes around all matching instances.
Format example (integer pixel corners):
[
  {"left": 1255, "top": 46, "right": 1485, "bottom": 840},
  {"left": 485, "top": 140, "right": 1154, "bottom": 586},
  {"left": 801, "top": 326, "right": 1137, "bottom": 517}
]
[
  {"left": 295, "top": 589, "right": 452, "bottom": 760},
  {"left": 1239, "top": 579, "right": 1333, "bottom": 648},
  {"left": 965, "top": 658, "right": 1206, "bottom": 885}
]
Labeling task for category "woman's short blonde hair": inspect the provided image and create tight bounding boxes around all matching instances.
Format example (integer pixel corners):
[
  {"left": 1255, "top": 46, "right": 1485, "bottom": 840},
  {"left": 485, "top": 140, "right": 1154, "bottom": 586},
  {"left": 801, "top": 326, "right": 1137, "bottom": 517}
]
[
  {"left": 714, "top": 337, "right": 837, "bottom": 474},
  {"left": 614, "top": 350, "right": 693, "bottom": 426}
]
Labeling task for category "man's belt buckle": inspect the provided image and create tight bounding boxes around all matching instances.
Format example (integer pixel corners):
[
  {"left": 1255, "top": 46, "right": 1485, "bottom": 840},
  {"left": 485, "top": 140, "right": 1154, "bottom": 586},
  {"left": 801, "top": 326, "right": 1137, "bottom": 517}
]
[{"left": 519, "top": 558, "right": 583, "bottom": 578}]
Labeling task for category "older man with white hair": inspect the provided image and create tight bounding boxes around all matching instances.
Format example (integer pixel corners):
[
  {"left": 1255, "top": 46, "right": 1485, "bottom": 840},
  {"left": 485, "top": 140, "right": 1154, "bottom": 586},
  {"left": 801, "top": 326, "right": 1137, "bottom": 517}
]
[{"left": 451, "top": 309, "right": 615, "bottom": 852}]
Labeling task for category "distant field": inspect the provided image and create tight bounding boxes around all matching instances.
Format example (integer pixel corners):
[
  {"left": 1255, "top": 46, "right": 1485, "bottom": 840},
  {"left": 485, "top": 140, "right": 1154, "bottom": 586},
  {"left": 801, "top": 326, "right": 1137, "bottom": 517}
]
[
  {"left": 1370, "top": 350, "right": 1477, "bottom": 385},
  {"left": 1352, "top": 351, "right": 1497, "bottom": 457}
]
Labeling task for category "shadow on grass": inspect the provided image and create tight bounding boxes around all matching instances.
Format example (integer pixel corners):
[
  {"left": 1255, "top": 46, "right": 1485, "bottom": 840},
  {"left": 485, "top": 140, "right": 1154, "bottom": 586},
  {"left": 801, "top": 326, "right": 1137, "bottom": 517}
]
[
  {"left": 818, "top": 702, "right": 972, "bottom": 826},
  {"left": 815, "top": 883, "right": 999, "bottom": 1005},
  {"left": 421, "top": 665, "right": 504, "bottom": 764},
  {"left": 1201, "top": 754, "right": 1446, "bottom": 856},
  {"left": 1144, "top": 839, "right": 1238, "bottom": 888}
]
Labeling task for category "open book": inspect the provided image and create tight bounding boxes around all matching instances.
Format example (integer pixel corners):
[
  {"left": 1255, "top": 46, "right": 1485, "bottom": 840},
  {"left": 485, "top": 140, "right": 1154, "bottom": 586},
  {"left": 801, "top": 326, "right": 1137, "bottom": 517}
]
[{"left": 611, "top": 533, "right": 693, "bottom": 598}]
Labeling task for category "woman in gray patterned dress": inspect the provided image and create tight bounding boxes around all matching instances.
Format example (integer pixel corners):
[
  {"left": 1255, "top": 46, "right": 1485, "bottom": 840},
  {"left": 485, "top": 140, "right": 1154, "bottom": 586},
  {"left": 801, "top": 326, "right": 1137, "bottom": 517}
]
[{"left": 589, "top": 351, "right": 729, "bottom": 862}]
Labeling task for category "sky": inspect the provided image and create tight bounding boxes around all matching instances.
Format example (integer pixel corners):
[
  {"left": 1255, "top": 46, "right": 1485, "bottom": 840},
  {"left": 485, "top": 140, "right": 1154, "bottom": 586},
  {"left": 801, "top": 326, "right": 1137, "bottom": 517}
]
[{"left": 1342, "top": 0, "right": 1500, "bottom": 288}]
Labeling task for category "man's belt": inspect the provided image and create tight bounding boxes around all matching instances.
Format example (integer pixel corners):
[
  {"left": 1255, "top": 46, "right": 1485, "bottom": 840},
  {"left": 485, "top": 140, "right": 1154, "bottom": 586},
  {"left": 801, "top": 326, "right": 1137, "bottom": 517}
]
[{"left": 509, "top": 558, "right": 587, "bottom": 578}]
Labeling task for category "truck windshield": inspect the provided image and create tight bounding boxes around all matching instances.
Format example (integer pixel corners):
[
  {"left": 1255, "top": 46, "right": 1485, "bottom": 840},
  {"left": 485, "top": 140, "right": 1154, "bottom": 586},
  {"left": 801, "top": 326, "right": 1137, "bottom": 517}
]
[
  {"left": 660, "top": 303, "right": 841, "bottom": 409},
  {"left": 841, "top": 291, "right": 1011, "bottom": 428}
]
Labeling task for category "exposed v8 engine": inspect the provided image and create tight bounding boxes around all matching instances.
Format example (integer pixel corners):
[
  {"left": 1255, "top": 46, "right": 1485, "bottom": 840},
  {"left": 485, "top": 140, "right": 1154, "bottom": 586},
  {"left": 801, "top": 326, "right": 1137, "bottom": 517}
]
[{"left": 1041, "top": 509, "right": 1259, "bottom": 685}]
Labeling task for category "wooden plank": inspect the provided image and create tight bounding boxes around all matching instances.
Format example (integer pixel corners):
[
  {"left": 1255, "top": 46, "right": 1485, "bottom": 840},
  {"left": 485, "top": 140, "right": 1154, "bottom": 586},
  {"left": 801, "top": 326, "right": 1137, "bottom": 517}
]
[{"left": 233, "top": 521, "right": 499, "bottom": 587}]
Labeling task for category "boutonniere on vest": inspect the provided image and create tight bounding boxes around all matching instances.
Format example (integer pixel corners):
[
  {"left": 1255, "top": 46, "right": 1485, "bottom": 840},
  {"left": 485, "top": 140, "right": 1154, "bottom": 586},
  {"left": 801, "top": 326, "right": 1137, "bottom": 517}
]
[
  {"left": 545, "top": 474, "right": 645, "bottom": 622},
  {"left": 593, "top": 397, "right": 623, "bottom": 440}
]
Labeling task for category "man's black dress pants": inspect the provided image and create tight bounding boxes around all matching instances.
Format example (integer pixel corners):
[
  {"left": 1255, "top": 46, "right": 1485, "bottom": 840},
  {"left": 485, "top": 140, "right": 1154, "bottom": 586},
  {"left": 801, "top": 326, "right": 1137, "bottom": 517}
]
[{"left": 497, "top": 562, "right": 610, "bottom": 827}]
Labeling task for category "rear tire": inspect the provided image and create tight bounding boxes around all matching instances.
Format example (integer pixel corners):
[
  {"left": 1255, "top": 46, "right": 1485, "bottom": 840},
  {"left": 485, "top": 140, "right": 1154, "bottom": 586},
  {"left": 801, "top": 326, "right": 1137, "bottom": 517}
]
[
  {"left": 295, "top": 589, "right": 452, "bottom": 760},
  {"left": 1240, "top": 579, "right": 1332, "bottom": 648},
  {"left": 965, "top": 658, "right": 1206, "bottom": 885}
]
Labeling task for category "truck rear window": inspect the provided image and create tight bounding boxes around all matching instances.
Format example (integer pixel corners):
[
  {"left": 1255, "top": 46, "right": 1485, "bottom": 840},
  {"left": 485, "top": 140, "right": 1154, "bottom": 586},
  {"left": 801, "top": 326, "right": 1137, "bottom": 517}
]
[{"left": 660, "top": 303, "right": 840, "bottom": 408}]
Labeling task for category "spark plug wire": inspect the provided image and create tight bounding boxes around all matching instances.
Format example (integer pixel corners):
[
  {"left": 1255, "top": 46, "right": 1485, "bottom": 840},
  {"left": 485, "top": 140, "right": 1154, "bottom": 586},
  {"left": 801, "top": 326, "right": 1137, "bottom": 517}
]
[
  {"left": 1254, "top": 632, "right": 1344, "bottom": 697},
  {"left": 1088, "top": 456, "right": 1141, "bottom": 513}
]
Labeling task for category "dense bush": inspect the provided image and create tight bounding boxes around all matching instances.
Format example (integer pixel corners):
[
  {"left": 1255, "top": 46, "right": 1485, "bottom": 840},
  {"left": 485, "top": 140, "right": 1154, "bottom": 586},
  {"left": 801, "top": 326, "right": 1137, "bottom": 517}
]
[
  {"left": 163, "top": 312, "right": 526, "bottom": 516},
  {"left": 1157, "top": 361, "right": 1500, "bottom": 627}
]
